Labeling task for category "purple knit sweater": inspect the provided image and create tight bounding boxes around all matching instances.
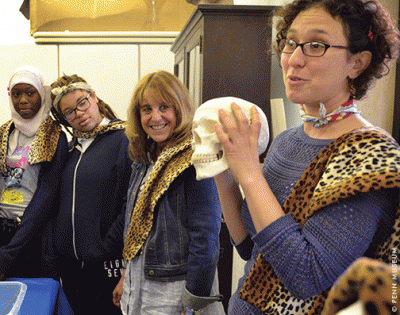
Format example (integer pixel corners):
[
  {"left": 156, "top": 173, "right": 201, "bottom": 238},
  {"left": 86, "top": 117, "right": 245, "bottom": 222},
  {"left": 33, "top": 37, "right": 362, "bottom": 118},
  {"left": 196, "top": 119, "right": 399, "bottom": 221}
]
[{"left": 230, "top": 125, "right": 397, "bottom": 314}]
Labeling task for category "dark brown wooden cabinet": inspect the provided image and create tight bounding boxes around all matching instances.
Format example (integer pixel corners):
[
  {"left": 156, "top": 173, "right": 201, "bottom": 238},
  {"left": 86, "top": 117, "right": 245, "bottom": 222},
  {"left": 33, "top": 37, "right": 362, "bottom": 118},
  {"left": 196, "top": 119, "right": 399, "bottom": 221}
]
[
  {"left": 392, "top": 2, "right": 400, "bottom": 143},
  {"left": 171, "top": 4, "right": 276, "bottom": 311}
]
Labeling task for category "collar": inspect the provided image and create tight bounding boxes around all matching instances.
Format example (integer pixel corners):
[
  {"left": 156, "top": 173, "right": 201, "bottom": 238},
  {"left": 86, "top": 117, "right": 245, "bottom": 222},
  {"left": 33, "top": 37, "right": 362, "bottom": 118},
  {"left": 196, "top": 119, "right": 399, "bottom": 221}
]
[{"left": 300, "top": 99, "right": 360, "bottom": 128}]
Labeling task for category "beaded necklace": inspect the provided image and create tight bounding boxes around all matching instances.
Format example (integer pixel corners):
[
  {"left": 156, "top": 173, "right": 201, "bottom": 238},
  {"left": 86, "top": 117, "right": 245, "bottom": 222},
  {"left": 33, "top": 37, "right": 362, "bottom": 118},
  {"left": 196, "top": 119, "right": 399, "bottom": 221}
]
[{"left": 299, "top": 99, "right": 360, "bottom": 128}]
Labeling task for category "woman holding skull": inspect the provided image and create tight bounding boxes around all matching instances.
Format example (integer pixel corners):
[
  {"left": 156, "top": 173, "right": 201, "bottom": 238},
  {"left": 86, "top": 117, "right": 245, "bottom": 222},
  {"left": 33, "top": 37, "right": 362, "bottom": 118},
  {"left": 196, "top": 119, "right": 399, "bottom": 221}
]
[
  {"left": 191, "top": 97, "right": 269, "bottom": 181},
  {"left": 113, "top": 70, "right": 225, "bottom": 315},
  {"left": 209, "top": 0, "right": 400, "bottom": 314}
]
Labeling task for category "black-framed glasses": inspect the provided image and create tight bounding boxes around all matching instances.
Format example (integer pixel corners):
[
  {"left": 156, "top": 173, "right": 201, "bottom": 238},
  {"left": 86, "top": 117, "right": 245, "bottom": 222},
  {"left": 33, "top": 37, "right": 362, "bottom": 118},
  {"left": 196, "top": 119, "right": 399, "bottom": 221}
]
[
  {"left": 278, "top": 39, "right": 349, "bottom": 57},
  {"left": 62, "top": 92, "right": 92, "bottom": 121}
]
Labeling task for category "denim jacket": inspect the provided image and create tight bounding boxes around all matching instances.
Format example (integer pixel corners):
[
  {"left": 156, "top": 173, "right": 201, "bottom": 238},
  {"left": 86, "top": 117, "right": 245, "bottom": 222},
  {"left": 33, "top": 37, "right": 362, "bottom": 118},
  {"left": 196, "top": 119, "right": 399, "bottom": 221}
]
[{"left": 124, "top": 161, "right": 222, "bottom": 301}]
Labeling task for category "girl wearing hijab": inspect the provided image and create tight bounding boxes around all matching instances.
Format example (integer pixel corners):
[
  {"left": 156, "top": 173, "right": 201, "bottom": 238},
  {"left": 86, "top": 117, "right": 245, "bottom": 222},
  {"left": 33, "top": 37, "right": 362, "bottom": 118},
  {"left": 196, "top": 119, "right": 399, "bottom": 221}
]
[{"left": 0, "top": 66, "right": 67, "bottom": 279}]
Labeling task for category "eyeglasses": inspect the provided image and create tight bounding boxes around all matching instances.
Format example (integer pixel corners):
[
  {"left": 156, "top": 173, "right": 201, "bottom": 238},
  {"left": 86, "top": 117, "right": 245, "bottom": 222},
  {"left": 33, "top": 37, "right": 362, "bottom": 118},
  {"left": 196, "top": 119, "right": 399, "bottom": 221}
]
[
  {"left": 62, "top": 92, "right": 92, "bottom": 121},
  {"left": 278, "top": 39, "right": 349, "bottom": 57}
]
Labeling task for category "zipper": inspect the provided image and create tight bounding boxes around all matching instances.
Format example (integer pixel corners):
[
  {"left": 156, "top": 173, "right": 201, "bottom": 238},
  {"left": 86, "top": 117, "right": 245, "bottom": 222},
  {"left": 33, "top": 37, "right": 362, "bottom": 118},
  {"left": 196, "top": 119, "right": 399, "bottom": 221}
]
[{"left": 72, "top": 145, "right": 84, "bottom": 261}]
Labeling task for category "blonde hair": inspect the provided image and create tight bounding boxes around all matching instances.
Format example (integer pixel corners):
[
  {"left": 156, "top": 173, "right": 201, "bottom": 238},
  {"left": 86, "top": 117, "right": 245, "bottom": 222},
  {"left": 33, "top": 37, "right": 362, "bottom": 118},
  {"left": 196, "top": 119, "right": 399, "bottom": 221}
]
[{"left": 126, "top": 71, "right": 194, "bottom": 164}]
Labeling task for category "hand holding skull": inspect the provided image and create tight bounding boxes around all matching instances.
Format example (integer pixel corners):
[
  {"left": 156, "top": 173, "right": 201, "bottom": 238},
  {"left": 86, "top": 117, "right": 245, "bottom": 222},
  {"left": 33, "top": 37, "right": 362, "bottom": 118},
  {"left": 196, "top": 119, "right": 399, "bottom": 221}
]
[{"left": 191, "top": 97, "right": 269, "bottom": 181}]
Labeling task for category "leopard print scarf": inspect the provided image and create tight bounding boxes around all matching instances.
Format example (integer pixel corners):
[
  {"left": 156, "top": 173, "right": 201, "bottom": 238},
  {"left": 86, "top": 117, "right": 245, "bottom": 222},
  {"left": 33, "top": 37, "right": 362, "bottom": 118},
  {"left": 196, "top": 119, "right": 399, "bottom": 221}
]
[
  {"left": 123, "top": 137, "right": 193, "bottom": 261},
  {"left": 72, "top": 120, "right": 126, "bottom": 139},
  {"left": 0, "top": 116, "right": 62, "bottom": 174},
  {"left": 239, "top": 127, "right": 400, "bottom": 314},
  {"left": 321, "top": 257, "right": 400, "bottom": 315}
]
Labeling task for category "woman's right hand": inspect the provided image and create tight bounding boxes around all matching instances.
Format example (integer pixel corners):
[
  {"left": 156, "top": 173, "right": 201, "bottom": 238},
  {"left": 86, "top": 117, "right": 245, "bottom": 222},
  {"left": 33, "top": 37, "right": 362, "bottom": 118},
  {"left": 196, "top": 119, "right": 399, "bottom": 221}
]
[
  {"left": 215, "top": 103, "right": 262, "bottom": 185},
  {"left": 112, "top": 269, "right": 125, "bottom": 308}
]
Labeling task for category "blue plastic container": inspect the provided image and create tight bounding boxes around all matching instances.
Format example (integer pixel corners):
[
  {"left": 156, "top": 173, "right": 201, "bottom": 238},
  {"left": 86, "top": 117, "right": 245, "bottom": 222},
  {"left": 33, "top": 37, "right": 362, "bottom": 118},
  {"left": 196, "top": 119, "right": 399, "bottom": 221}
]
[{"left": 0, "top": 281, "right": 27, "bottom": 315}]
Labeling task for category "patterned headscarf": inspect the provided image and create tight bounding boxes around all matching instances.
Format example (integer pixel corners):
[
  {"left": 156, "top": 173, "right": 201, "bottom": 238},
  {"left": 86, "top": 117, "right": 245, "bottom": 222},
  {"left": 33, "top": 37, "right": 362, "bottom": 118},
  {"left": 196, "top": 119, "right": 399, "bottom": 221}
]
[{"left": 51, "top": 82, "right": 92, "bottom": 113}]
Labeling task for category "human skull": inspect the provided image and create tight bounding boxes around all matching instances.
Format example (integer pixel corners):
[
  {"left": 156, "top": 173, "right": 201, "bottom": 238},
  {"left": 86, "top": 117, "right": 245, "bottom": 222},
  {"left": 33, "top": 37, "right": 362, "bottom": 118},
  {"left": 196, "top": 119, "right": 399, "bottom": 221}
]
[{"left": 191, "top": 97, "right": 269, "bottom": 180}]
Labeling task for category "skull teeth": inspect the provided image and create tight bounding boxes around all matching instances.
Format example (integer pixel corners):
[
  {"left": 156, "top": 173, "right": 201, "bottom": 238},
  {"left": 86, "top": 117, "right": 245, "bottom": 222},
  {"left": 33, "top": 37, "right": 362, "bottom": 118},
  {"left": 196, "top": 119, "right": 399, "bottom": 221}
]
[{"left": 192, "top": 152, "right": 223, "bottom": 164}]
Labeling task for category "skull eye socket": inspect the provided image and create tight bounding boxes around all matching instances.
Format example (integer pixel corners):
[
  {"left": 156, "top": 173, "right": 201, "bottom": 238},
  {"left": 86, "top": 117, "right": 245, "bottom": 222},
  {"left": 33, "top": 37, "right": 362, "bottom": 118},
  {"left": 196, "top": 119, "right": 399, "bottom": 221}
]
[
  {"left": 199, "top": 118, "right": 218, "bottom": 134},
  {"left": 192, "top": 117, "right": 219, "bottom": 148}
]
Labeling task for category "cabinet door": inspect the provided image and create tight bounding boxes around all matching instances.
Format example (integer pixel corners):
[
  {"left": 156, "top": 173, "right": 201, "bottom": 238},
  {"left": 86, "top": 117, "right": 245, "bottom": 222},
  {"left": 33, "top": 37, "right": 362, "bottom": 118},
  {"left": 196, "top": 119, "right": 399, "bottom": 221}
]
[
  {"left": 188, "top": 44, "right": 202, "bottom": 108},
  {"left": 59, "top": 44, "right": 139, "bottom": 121}
]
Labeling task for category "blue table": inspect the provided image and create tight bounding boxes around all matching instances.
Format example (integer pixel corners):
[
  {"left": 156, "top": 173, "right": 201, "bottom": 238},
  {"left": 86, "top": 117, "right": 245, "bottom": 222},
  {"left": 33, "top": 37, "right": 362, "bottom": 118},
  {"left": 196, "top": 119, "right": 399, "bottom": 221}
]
[{"left": 8, "top": 278, "right": 74, "bottom": 315}]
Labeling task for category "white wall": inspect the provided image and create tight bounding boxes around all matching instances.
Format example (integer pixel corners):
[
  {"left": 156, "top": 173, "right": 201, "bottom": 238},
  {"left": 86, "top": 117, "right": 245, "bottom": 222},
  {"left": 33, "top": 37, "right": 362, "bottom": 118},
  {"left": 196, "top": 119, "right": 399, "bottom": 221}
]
[
  {"left": 0, "top": 42, "right": 175, "bottom": 125},
  {"left": 0, "top": 1, "right": 45, "bottom": 124},
  {"left": 0, "top": 1, "right": 175, "bottom": 125}
]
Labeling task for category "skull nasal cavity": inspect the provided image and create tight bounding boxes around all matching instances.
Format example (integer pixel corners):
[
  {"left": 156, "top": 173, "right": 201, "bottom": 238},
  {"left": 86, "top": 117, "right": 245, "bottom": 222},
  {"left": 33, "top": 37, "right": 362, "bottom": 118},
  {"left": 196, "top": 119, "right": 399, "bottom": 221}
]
[{"left": 193, "top": 131, "right": 201, "bottom": 144}]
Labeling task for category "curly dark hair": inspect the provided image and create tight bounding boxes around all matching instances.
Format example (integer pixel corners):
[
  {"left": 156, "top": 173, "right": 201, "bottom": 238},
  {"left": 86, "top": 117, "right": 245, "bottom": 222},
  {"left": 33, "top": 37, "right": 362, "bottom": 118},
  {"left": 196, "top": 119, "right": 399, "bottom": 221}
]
[
  {"left": 275, "top": 0, "right": 400, "bottom": 99},
  {"left": 50, "top": 74, "right": 117, "bottom": 127}
]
